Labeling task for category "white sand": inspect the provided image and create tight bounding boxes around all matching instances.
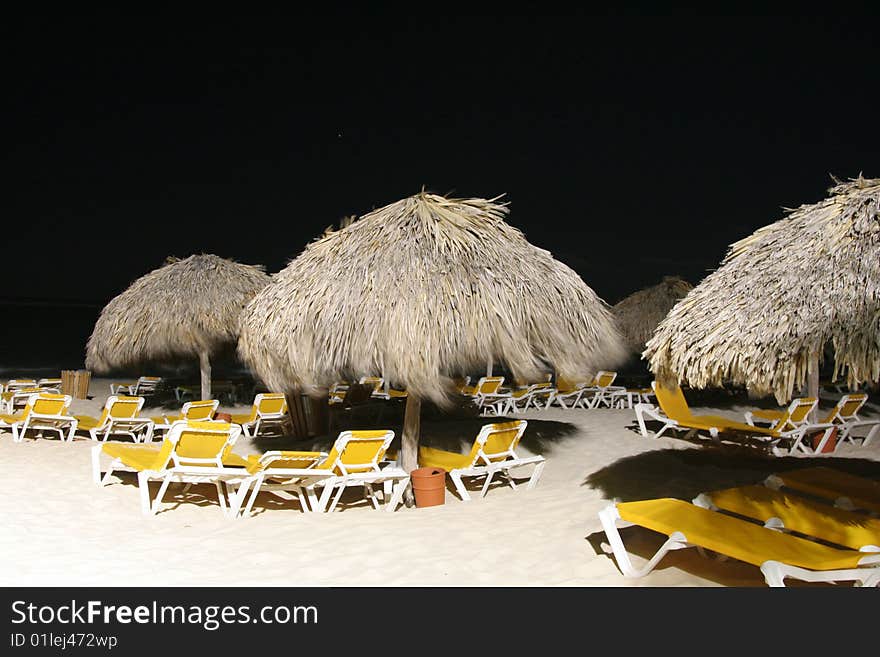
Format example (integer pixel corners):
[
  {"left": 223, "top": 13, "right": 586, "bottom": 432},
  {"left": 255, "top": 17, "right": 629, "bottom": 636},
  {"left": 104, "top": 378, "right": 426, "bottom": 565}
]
[{"left": 2, "top": 377, "right": 879, "bottom": 587}]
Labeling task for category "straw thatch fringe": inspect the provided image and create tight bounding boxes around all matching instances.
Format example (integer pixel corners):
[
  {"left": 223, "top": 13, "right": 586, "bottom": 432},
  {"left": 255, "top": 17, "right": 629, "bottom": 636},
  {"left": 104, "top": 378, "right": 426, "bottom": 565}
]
[
  {"left": 85, "top": 254, "right": 271, "bottom": 372},
  {"left": 644, "top": 175, "right": 880, "bottom": 403},
  {"left": 238, "top": 191, "right": 627, "bottom": 405},
  {"left": 612, "top": 276, "right": 693, "bottom": 353}
]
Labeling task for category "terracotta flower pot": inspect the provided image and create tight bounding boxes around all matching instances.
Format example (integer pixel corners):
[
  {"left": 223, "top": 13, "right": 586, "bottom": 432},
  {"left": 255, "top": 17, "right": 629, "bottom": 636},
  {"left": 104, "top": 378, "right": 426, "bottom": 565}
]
[{"left": 410, "top": 467, "right": 447, "bottom": 508}]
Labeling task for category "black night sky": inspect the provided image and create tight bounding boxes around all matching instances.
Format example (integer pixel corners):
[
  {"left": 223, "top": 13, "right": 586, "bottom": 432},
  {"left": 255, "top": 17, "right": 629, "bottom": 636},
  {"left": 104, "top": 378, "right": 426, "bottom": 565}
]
[{"left": 3, "top": 12, "right": 878, "bottom": 369}]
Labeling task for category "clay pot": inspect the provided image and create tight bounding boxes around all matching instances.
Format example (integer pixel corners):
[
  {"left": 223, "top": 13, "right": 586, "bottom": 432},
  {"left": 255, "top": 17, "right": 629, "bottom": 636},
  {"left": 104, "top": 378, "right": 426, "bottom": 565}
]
[{"left": 410, "top": 467, "right": 447, "bottom": 508}]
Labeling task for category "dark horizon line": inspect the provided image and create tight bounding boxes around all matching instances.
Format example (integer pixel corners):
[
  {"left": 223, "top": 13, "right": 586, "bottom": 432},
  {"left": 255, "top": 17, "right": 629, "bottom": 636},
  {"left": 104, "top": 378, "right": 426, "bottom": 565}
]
[{"left": 0, "top": 297, "right": 105, "bottom": 308}]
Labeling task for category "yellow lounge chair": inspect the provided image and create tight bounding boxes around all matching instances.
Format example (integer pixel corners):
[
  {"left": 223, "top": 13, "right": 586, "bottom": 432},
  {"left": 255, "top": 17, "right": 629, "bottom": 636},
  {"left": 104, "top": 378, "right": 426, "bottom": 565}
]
[
  {"left": 149, "top": 399, "right": 219, "bottom": 434},
  {"left": 598, "top": 497, "right": 880, "bottom": 587},
  {"left": 549, "top": 377, "right": 591, "bottom": 409},
  {"left": 328, "top": 381, "right": 350, "bottom": 405},
  {"left": 358, "top": 376, "right": 407, "bottom": 400},
  {"left": 746, "top": 393, "right": 880, "bottom": 450},
  {"left": 0, "top": 392, "right": 78, "bottom": 443},
  {"left": 634, "top": 382, "right": 836, "bottom": 454},
  {"left": 233, "top": 429, "right": 409, "bottom": 516},
  {"left": 109, "top": 376, "right": 162, "bottom": 397},
  {"left": 693, "top": 484, "right": 880, "bottom": 552},
  {"left": 37, "top": 377, "right": 62, "bottom": 391},
  {"left": 91, "top": 420, "right": 250, "bottom": 516},
  {"left": 2, "top": 378, "right": 37, "bottom": 393},
  {"left": 744, "top": 396, "right": 818, "bottom": 431},
  {"left": 462, "top": 376, "right": 509, "bottom": 415},
  {"left": 765, "top": 466, "right": 880, "bottom": 515},
  {"left": 0, "top": 386, "right": 45, "bottom": 414},
  {"left": 229, "top": 393, "right": 293, "bottom": 438},
  {"left": 417, "top": 419, "right": 544, "bottom": 501},
  {"left": 74, "top": 395, "right": 155, "bottom": 443},
  {"left": 821, "top": 394, "right": 879, "bottom": 448},
  {"left": 501, "top": 382, "right": 556, "bottom": 414},
  {"left": 580, "top": 371, "right": 626, "bottom": 409}
]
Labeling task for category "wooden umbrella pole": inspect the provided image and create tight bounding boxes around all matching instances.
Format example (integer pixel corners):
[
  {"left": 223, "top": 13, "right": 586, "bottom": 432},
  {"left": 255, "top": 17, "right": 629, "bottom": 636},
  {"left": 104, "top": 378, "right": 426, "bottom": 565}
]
[
  {"left": 400, "top": 394, "right": 421, "bottom": 507},
  {"left": 199, "top": 350, "right": 212, "bottom": 401},
  {"left": 807, "top": 351, "right": 820, "bottom": 422}
]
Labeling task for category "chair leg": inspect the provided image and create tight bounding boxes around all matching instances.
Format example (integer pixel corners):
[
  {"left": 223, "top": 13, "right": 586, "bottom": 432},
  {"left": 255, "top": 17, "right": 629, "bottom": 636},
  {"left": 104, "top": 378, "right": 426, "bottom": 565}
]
[
  {"left": 364, "top": 483, "right": 381, "bottom": 510},
  {"left": 137, "top": 472, "right": 153, "bottom": 515},
  {"left": 91, "top": 444, "right": 103, "bottom": 485},
  {"left": 385, "top": 477, "right": 409, "bottom": 512},
  {"left": 479, "top": 471, "right": 496, "bottom": 498},
  {"left": 598, "top": 506, "right": 688, "bottom": 578},
  {"left": 99, "top": 458, "right": 121, "bottom": 486},
  {"left": 240, "top": 475, "right": 265, "bottom": 517},
  {"left": 450, "top": 471, "right": 471, "bottom": 501},
  {"left": 327, "top": 482, "right": 348, "bottom": 513},
  {"left": 216, "top": 481, "right": 227, "bottom": 514},
  {"left": 151, "top": 476, "right": 174, "bottom": 515},
  {"left": 527, "top": 460, "right": 546, "bottom": 490}
]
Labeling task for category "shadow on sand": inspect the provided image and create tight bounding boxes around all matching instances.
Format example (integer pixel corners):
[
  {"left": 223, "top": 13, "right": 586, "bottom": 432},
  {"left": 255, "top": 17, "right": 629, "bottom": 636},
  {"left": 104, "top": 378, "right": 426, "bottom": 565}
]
[{"left": 584, "top": 445, "right": 880, "bottom": 503}]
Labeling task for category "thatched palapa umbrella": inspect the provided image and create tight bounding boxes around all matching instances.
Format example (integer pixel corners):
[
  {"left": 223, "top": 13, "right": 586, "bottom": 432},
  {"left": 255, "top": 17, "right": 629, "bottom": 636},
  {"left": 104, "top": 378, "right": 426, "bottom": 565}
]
[
  {"left": 86, "top": 254, "right": 272, "bottom": 400},
  {"left": 238, "top": 191, "right": 626, "bottom": 483},
  {"left": 612, "top": 276, "right": 693, "bottom": 354},
  {"left": 645, "top": 175, "right": 880, "bottom": 406}
]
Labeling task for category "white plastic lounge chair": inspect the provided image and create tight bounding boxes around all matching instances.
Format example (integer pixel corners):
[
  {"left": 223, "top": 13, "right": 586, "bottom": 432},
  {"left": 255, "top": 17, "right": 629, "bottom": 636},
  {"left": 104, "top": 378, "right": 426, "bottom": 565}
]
[
  {"left": 357, "top": 375, "right": 407, "bottom": 400},
  {"left": 598, "top": 497, "right": 880, "bottom": 587},
  {"left": 417, "top": 419, "right": 544, "bottom": 501},
  {"left": 634, "top": 382, "right": 835, "bottom": 454},
  {"left": 91, "top": 420, "right": 250, "bottom": 516},
  {"left": 580, "top": 371, "right": 625, "bottom": 409},
  {"left": 149, "top": 399, "right": 219, "bottom": 434},
  {"left": 501, "top": 382, "right": 556, "bottom": 414},
  {"left": 0, "top": 392, "right": 78, "bottom": 443},
  {"left": 109, "top": 376, "right": 162, "bottom": 396},
  {"left": 2, "top": 378, "right": 37, "bottom": 392},
  {"left": 74, "top": 395, "right": 154, "bottom": 443},
  {"left": 0, "top": 386, "right": 45, "bottom": 413},
  {"left": 550, "top": 378, "right": 590, "bottom": 409},
  {"left": 463, "top": 376, "right": 509, "bottom": 415},
  {"left": 820, "top": 393, "right": 880, "bottom": 448},
  {"left": 328, "top": 382, "right": 350, "bottom": 405},
  {"left": 229, "top": 393, "right": 293, "bottom": 438},
  {"left": 233, "top": 429, "right": 409, "bottom": 516},
  {"left": 609, "top": 386, "right": 655, "bottom": 409}
]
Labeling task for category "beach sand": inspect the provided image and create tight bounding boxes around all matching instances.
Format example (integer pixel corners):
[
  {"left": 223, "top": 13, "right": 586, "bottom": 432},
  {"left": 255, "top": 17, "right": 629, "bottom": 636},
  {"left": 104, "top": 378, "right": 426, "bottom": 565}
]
[{"left": 2, "top": 377, "right": 879, "bottom": 587}]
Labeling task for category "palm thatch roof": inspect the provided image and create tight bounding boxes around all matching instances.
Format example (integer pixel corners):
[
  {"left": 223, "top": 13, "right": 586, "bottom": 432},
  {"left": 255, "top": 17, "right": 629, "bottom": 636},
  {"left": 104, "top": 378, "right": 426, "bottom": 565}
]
[
  {"left": 644, "top": 175, "right": 880, "bottom": 403},
  {"left": 238, "top": 191, "right": 626, "bottom": 404},
  {"left": 86, "top": 254, "right": 271, "bottom": 373},
  {"left": 612, "top": 276, "right": 693, "bottom": 353}
]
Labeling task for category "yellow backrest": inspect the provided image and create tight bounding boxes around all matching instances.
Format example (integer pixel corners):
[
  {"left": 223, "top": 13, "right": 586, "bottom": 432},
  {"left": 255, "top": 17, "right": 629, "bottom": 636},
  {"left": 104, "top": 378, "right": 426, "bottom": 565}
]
[
  {"left": 170, "top": 421, "right": 237, "bottom": 467},
  {"left": 323, "top": 429, "right": 392, "bottom": 475},
  {"left": 469, "top": 420, "right": 527, "bottom": 465},
  {"left": 823, "top": 393, "right": 868, "bottom": 423},
  {"left": 477, "top": 376, "right": 505, "bottom": 395},
  {"left": 652, "top": 382, "right": 693, "bottom": 421},
  {"left": 30, "top": 393, "right": 70, "bottom": 416},
  {"left": 777, "top": 397, "right": 817, "bottom": 430},
  {"left": 556, "top": 377, "right": 581, "bottom": 393},
  {"left": 182, "top": 400, "right": 218, "bottom": 420},
  {"left": 596, "top": 371, "right": 617, "bottom": 387},
  {"left": 257, "top": 393, "right": 287, "bottom": 415},
  {"left": 109, "top": 396, "right": 143, "bottom": 419}
]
